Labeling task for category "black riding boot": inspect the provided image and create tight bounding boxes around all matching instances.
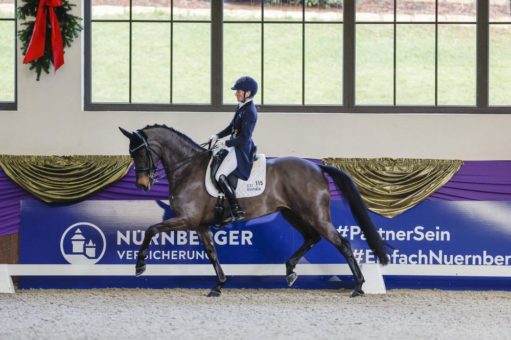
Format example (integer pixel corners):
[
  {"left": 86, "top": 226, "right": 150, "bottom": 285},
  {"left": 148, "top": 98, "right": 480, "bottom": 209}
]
[{"left": 217, "top": 175, "right": 246, "bottom": 221}]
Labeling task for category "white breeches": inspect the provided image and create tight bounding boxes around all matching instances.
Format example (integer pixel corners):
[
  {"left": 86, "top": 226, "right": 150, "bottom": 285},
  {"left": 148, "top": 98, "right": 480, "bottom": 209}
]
[{"left": 215, "top": 146, "right": 238, "bottom": 181}]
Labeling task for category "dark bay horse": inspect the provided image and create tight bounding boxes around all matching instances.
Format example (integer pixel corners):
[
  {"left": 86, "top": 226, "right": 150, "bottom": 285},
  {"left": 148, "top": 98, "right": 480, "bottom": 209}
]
[{"left": 119, "top": 125, "right": 389, "bottom": 297}]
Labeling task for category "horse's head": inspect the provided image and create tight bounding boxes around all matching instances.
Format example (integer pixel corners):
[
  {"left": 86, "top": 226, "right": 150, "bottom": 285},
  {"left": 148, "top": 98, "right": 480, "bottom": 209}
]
[{"left": 119, "top": 127, "right": 161, "bottom": 191}]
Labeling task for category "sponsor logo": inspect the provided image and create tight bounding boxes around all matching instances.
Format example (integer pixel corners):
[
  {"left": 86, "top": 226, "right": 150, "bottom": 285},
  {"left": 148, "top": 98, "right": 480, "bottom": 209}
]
[{"left": 60, "top": 222, "right": 106, "bottom": 264}]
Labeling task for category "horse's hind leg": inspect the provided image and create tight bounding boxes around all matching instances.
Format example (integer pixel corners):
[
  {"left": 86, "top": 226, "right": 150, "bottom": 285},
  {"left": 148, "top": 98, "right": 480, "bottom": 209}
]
[
  {"left": 285, "top": 235, "right": 321, "bottom": 287},
  {"left": 316, "top": 222, "right": 365, "bottom": 297},
  {"left": 282, "top": 210, "right": 322, "bottom": 287},
  {"left": 198, "top": 227, "right": 226, "bottom": 297}
]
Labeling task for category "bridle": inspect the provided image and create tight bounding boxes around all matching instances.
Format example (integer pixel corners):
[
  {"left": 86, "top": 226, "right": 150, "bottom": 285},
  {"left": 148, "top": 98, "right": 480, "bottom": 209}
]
[{"left": 130, "top": 130, "right": 160, "bottom": 184}]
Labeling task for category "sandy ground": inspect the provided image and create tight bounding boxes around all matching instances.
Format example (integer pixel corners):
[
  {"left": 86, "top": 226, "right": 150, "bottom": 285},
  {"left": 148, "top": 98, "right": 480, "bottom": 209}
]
[{"left": 1, "top": 288, "right": 510, "bottom": 340}]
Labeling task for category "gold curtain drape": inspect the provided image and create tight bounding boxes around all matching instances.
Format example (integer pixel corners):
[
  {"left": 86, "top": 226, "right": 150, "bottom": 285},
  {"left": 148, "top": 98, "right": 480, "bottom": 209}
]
[
  {"left": 0, "top": 155, "right": 132, "bottom": 203},
  {"left": 0, "top": 155, "right": 462, "bottom": 214},
  {"left": 323, "top": 158, "right": 463, "bottom": 218}
]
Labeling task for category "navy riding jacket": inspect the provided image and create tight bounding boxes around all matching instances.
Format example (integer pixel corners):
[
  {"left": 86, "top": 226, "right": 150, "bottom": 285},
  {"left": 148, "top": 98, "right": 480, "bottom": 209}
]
[{"left": 217, "top": 100, "right": 258, "bottom": 180}]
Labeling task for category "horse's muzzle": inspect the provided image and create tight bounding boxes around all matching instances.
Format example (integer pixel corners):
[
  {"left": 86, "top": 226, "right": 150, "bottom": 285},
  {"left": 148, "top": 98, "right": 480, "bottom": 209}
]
[{"left": 136, "top": 175, "right": 151, "bottom": 191}]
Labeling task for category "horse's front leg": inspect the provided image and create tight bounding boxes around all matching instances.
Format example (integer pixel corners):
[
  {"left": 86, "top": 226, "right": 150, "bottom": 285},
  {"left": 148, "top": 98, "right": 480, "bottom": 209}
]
[
  {"left": 135, "top": 216, "right": 189, "bottom": 276},
  {"left": 197, "top": 227, "right": 226, "bottom": 297}
]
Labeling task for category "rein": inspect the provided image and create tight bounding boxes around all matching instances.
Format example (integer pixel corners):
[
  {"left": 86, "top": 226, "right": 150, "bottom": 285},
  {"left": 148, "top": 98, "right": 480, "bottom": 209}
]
[
  {"left": 131, "top": 130, "right": 212, "bottom": 183},
  {"left": 163, "top": 140, "right": 216, "bottom": 174},
  {"left": 163, "top": 149, "right": 211, "bottom": 175}
]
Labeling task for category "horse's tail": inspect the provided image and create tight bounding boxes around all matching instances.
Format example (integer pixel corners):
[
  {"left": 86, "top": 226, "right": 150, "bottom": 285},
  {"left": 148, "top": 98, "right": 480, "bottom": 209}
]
[{"left": 319, "top": 165, "right": 389, "bottom": 265}]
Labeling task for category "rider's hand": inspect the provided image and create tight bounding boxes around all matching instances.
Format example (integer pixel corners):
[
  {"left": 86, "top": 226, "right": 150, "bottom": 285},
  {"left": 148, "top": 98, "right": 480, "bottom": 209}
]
[
  {"left": 216, "top": 139, "right": 226, "bottom": 149},
  {"left": 208, "top": 134, "right": 218, "bottom": 144}
]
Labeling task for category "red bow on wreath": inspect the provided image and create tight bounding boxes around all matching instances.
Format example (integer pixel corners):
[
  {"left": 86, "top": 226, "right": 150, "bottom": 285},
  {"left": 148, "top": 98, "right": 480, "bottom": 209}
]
[{"left": 23, "top": 0, "right": 64, "bottom": 71}]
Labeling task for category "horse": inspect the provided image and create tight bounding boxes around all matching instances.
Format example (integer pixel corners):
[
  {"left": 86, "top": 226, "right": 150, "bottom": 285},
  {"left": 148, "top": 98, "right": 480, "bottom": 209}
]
[{"left": 119, "top": 124, "right": 389, "bottom": 297}]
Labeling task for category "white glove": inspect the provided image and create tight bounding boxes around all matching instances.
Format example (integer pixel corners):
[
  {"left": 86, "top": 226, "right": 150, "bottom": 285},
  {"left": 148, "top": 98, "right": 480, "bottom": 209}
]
[
  {"left": 208, "top": 134, "right": 218, "bottom": 144},
  {"left": 215, "top": 139, "right": 226, "bottom": 149}
]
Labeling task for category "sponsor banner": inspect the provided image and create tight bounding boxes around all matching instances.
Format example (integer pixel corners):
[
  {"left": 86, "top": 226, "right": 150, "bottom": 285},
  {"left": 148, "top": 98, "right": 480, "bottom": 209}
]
[{"left": 20, "top": 199, "right": 511, "bottom": 289}]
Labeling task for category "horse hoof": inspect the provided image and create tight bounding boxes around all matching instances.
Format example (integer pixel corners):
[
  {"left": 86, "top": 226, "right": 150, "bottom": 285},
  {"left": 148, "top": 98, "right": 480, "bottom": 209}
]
[
  {"left": 350, "top": 289, "right": 365, "bottom": 298},
  {"left": 135, "top": 264, "right": 146, "bottom": 277},
  {"left": 207, "top": 289, "right": 222, "bottom": 297},
  {"left": 286, "top": 272, "right": 298, "bottom": 287}
]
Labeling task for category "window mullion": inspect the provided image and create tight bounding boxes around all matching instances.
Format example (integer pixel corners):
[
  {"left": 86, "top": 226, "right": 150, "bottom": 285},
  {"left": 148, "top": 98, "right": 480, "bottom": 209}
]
[
  {"left": 302, "top": 1, "right": 305, "bottom": 106},
  {"left": 84, "top": 0, "right": 92, "bottom": 109},
  {"left": 170, "top": 0, "right": 173, "bottom": 104},
  {"left": 261, "top": 0, "right": 264, "bottom": 105},
  {"left": 129, "top": 0, "right": 133, "bottom": 103},
  {"left": 14, "top": 0, "right": 18, "bottom": 107},
  {"left": 343, "top": 0, "right": 355, "bottom": 108},
  {"left": 476, "top": 0, "right": 489, "bottom": 108},
  {"left": 211, "top": 0, "right": 223, "bottom": 107},
  {"left": 393, "top": 0, "right": 397, "bottom": 106},
  {"left": 435, "top": 0, "right": 438, "bottom": 106}
]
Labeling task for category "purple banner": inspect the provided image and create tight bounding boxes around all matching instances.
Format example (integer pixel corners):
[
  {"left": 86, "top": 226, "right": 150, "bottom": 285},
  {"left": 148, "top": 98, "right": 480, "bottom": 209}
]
[{"left": 2, "top": 160, "right": 511, "bottom": 236}]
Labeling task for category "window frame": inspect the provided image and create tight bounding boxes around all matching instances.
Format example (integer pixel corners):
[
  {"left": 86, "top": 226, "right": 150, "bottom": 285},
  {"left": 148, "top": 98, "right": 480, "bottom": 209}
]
[
  {"left": 0, "top": 0, "right": 17, "bottom": 111},
  {"left": 488, "top": 2, "right": 511, "bottom": 106},
  {"left": 84, "top": 0, "right": 509, "bottom": 114}
]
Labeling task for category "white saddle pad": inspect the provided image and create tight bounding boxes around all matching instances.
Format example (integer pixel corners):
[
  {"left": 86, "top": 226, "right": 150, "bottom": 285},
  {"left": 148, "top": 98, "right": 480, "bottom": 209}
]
[{"left": 205, "top": 153, "right": 267, "bottom": 198}]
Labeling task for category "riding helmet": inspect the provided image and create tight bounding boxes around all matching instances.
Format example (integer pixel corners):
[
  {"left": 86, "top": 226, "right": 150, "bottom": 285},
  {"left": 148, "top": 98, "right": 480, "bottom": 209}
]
[{"left": 231, "top": 76, "right": 258, "bottom": 97}]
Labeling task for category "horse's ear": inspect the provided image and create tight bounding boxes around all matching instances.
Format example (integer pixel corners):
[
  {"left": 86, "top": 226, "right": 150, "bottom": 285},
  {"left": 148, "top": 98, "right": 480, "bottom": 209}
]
[{"left": 119, "top": 127, "right": 133, "bottom": 139}]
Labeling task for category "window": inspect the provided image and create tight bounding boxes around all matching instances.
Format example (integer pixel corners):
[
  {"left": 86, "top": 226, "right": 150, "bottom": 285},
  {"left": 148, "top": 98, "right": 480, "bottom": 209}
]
[
  {"left": 84, "top": 1, "right": 508, "bottom": 113},
  {"left": 356, "top": 0, "right": 476, "bottom": 106},
  {"left": 0, "top": 0, "right": 16, "bottom": 109},
  {"left": 86, "top": 0, "right": 210, "bottom": 106},
  {"left": 223, "top": 0, "right": 343, "bottom": 105}
]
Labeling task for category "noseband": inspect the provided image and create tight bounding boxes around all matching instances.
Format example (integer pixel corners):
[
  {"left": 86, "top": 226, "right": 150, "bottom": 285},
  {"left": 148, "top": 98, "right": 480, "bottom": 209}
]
[{"left": 130, "top": 130, "right": 160, "bottom": 182}]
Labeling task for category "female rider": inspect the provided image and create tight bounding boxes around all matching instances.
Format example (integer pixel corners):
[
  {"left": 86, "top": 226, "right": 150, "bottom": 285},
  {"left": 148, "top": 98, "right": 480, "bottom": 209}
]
[{"left": 209, "top": 76, "right": 258, "bottom": 222}]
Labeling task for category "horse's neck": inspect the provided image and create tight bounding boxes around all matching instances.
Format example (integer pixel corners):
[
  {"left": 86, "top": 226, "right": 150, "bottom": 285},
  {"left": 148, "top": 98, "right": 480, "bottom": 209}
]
[
  {"left": 158, "top": 131, "right": 202, "bottom": 170},
  {"left": 159, "top": 133, "right": 207, "bottom": 192}
]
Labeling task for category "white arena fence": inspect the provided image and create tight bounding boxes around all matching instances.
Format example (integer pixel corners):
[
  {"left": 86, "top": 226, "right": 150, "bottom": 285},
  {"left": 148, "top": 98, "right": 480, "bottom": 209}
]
[{"left": 2, "top": 263, "right": 511, "bottom": 294}]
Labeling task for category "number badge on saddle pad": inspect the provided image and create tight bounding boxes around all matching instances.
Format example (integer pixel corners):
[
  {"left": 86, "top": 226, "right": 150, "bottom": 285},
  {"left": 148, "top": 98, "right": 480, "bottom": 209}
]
[{"left": 206, "top": 149, "right": 267, "bottom": 198}]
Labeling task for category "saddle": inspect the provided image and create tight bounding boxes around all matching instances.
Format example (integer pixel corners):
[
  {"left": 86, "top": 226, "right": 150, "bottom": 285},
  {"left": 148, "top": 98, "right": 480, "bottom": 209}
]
[
  {"left": 209, "top": 149, "right": 239, "bottom": 191},
  {"left": 206, "top": 147, "right": 267, "bottom": 226}
]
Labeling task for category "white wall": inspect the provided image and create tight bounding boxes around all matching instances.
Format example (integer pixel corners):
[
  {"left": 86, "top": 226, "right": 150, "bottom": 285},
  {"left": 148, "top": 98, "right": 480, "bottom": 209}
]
[{"left": 1, "top": 1, "right": 510, "bottom": 160}]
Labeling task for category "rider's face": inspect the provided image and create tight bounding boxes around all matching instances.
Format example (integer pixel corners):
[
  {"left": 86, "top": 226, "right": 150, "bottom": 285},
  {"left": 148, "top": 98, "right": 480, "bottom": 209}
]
[{"left": 235, "top": 89, "right": 251, "bottom": 102}]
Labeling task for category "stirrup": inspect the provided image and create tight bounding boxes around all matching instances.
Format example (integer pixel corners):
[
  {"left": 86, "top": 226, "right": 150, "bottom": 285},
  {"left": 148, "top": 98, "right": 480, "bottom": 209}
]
[
  {"left": 223, "top": 208, "right": 245, "bottom": 224},
  {"left": 212, "top": 215, "right": 242, "bottom": 228},
  {"left": 231, "top": 210, "right": 245, "bottom": 221}
]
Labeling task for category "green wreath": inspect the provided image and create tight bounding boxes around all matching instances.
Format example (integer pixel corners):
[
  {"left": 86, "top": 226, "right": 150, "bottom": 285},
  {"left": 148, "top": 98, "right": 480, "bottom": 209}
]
[{"left": 17, "top": 0, "right": 82, "bottom": 80}]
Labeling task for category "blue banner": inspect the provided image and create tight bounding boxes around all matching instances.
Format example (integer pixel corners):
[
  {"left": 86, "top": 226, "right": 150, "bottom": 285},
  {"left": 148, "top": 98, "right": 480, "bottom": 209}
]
[{"left": 20, "top": 199, "right": 511, "bottom": 290}]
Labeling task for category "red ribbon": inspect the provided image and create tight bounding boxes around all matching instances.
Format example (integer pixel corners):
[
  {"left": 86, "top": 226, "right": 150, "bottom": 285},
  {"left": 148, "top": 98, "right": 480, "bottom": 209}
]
[{"left": 23, "top": 0, "right": 64, "bottom": 71}]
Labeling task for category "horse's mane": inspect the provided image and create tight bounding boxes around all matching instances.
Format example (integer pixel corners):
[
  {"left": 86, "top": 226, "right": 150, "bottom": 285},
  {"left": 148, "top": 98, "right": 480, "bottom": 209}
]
[{"left": 142, "top": 124, "right": 206, "bottom": 151}]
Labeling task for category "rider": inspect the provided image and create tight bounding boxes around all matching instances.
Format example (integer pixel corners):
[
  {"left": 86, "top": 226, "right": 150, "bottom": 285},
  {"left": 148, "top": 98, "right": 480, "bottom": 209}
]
[{"left": 209, "top": 76, "right": 258, "bottom": 221}]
